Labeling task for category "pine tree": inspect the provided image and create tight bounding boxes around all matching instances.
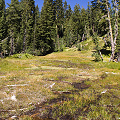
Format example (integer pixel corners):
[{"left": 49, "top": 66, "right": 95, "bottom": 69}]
[
  {"left": 63, "top": 0, "right": 72, "bottom": 20},
  {"left": 0, "top": 0, "right": 6, "bottom": 40},
  {"left": 39, "top": 0, "right": 54, "bottom": 55},
  {"left": 71, "top": 4, "right": 81, "bottom": 44},
  {"left": 63, "top": 4, "right": 73, "bottom": 47},
  {"left": 64, "top": 15, "right": 73, "bottom": 47},
  {"left": 32, "top": 5, "right": 41, "bottom": 55},
  {"left": 6, "top": 0, "right": 21, "bottom": 55},
  {"left": 90, "top": 0, "right": 109, "bottom": 61},
  {"left": 20, "top": 0, "right": 35, "bottom": 53},
  {"left": 0, "top": 0, "right": 7, "bottom": 57},
  {"left": 80, "top": 7, "right": 87, "bottom": 41},
  {"left": 54, "top": 0, "right": 64, "bottom": 51},
  {"left": 90, "top": 0, "right": 107, "bottom": 35},
  {"left": 86, "top": 2, "right": 91, "bottom": 38}
]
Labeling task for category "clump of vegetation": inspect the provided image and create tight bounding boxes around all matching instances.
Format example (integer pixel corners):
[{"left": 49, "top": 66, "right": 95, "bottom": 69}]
[
  {"left": 92, "top": 33, "right": 103, "bottom": 62},
  {"left": 9, "top": 53, "right": 34, "bottom": 59},
  {"left": 77, "top": 43, "right": 82, "bottom": 51}
]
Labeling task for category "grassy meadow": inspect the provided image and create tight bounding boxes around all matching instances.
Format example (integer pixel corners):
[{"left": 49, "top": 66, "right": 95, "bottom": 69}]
[{"left": 0, "top": 46, "right": 120, "bottom": 119}]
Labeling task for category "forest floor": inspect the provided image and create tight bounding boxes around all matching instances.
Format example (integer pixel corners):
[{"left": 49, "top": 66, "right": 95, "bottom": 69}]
[{"left": 0, "top": 48, "right": 120, "bottom": 119}]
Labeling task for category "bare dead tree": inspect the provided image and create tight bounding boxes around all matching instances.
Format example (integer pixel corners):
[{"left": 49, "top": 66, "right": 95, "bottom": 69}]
[
  {"left": 105, "top": 0, "right": 118, "bottom": 61},
  {"left": 105, "top": 0, "right": 114, "bottom": 61},
  {"left": 114, "top": 0, "right": 118, "bottom": 46}
]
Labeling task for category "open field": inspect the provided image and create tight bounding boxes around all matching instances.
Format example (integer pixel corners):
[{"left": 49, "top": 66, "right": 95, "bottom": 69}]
[{"left": 0, "top": 49, "right": 120, "bottom": 119}]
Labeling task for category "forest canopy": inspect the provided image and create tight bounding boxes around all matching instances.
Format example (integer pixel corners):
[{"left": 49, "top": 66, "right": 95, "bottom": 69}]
[{"left": 0, "top": 0, "right": 120, "bottom": 61}]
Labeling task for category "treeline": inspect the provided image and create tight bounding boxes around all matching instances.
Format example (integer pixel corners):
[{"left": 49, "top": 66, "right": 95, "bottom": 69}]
[{"left": 0, "top": 0, "right": 120, "bottom": 61}]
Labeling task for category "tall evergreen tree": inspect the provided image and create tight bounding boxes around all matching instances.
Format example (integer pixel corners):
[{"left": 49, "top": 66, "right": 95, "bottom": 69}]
[
  {"left": 71, "top": 4, "right": 81, "bottom": 44},
  {"left": 54, "top": 0, "right": 64, "bottom": 51},
  {"left": 6, "top": 0, "right": 21, "bottom": 55},
  {"left": 32, "top": 5, "right": 41, "bottom": 55},
  {"left": 0, "top": 0, "right": 7, "bottom": 57},
  {"left": 80, "top": 7, "right": 87, "bottom": 41},
  {"left": 86, "top": 2, "right": 91, "bottom": 38},
  {"left": 39, "top": 0, "right": 54, "bottom": 55},
  {"left": 91, "top": 0, "right": 107, "bottom": 35},
  {"left": 20, "top": 0, "right": 35, "bottom": 53},
  {"left": 64, "top": 15, "right": 73, "bottom": 47},
  {"left": 63, "top": 4, "right": 73, "bottom": 47}
]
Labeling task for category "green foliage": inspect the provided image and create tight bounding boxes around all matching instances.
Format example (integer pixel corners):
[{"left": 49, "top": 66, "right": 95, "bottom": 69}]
[
  {"left": 92, "top": 51, "right": 102, "bottom": 61},
  {"left": 63, "top": 2, "right": 73, "bottom": 47},
  {"left": 91, "top": 0, "right": 108, "bottom": 36},
  {"left": 92, "top": 33, "right": 102, "bottom": 61},
  {"left": 0, "top": 0, "right": 119, "bottom": 61},
  {"left": 20, "top": 0, "right": 35, "bottom": 53},
  {"left": 77, "top": 43, "right": 82, "bottom": 51},
  {"left": 71, "top": 4, "right": 81, "bottom": 43},
  {"left": 6, "top": 0, "right": 21, "bottom": 55},
  {"left": 38, "top": 0, "right": 55, "bottom": 54},
  {"left": 10, "top": 53, "right": 33, "bottom": 59},
  {"left": 0, "top": 0, "right": 7, "bottom": 56}
]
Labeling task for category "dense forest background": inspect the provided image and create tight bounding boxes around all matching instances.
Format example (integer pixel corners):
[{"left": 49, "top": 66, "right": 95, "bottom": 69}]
[{"left": 0, "top": 0, "right": 120, "bottom": 61}]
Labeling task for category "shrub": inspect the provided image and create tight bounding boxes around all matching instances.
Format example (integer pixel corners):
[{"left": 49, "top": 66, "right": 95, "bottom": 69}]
[{"left": 10, "top": 53, "right": 33, "bottom": 59}]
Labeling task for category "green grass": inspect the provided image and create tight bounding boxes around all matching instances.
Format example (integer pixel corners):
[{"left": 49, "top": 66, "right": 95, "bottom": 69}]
[{"left": 0, "top": 50, "right": 120, "bottom": 119}]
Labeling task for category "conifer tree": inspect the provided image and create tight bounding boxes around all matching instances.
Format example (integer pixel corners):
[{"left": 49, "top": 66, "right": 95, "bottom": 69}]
[
  {"left": 0, "top": 0, "right": 7, "bottom": 57},
  {"left": 80, "top": 7, "right": 87, "bottom": 41},
  {"left": 63, "top": 1, "right": 73, "bottom": 47},
  {"left": 63, "top": 4, "right": 73, "bottom": 47},
  {"left": 6, "top": 0, "right": 21, "bottom": 55},
  {"left": 39, "top": 0, "right": 54, "bottom": 55},
  {"left": 91, "top": 0, "right": 107, "bottom": 35},
  {"left": 32, "top": 5, "right": 41, "bottom": 55},
  {"left": 54, "top": 0, "right": 64, "bottom": 51},
  {"left": 86, "top": 2, "right": 92, "bottom": 38},
  {"left": 20, "top": 0, "right": 35, "bottom": 53},
  {"left": 64, "top": 15, "right": 73, "bottom": 47},
  {"left": 63, "top": 0, "right": 68, "bottom": 31},
  {"left": 71, "top": 4, "right": 81, "bottom": 44}
]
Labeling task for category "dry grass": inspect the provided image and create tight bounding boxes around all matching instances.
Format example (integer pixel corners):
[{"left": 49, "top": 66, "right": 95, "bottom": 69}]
[{"left": 0, "top": 49, "right": 120, "bottom": 119}]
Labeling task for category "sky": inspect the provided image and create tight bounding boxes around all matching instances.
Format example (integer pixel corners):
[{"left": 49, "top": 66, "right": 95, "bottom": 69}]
[{"left": 5, "top": 0, "right": 91, "bottom": 11}]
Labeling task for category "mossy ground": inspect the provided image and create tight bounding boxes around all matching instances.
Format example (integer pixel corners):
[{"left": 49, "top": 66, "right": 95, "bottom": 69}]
[{"left": 0, "top": 48, "right": 120, "bottom": 119}]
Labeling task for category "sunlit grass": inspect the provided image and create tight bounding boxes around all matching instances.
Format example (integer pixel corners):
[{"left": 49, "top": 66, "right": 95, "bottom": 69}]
[{"left": 0, "top": 49, "right": 120, "bottom": 119}]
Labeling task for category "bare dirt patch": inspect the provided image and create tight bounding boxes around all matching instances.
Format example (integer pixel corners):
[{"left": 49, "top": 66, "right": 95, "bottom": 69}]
[{"left": 72, "top": 81, "right": 91, "bottom": 90}]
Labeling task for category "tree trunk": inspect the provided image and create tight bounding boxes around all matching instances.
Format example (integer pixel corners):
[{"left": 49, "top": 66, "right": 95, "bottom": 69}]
[
  {"left": 0, "top": 45, "right": 3, "bottom": 58},
  {"left": 92, "top": 24, "right": 95, "bottom": 33},
  {"left": 82, "top": 33, "right": 85, "bottom": 41},
  {"left": 33, "top": 16, "right": 36, "bottom": 52},
  {"left": 114, "top": 0, "right": 118, "bottom": 46},
  {"left": 56, "top": 25, "right": 60, "bottom": 51},
  {"left": 108, "top": 0, "right": 118, "bottom": 61},
  {"left": 23, "top": 28, "right": 26, "bottom": 53},
  {"left": 23, "top": 12, "right": 28, "bottom": 53},
  {"left": 117, "top": 50, "right": 120, "bottom": 62},
  {"left": 99, "top": 50, "right": 103, "bottom": 61},
  {"left": 9, "top": 30, "right": 14, "bottom": 55},
  {"left": 103, "top": 37, "right": 107, "bottom": 46}
]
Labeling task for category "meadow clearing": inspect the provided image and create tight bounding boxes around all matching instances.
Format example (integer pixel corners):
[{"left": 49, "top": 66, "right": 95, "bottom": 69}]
[{"left": 0, "top": 48, "right": 120, "bottom": 119}]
